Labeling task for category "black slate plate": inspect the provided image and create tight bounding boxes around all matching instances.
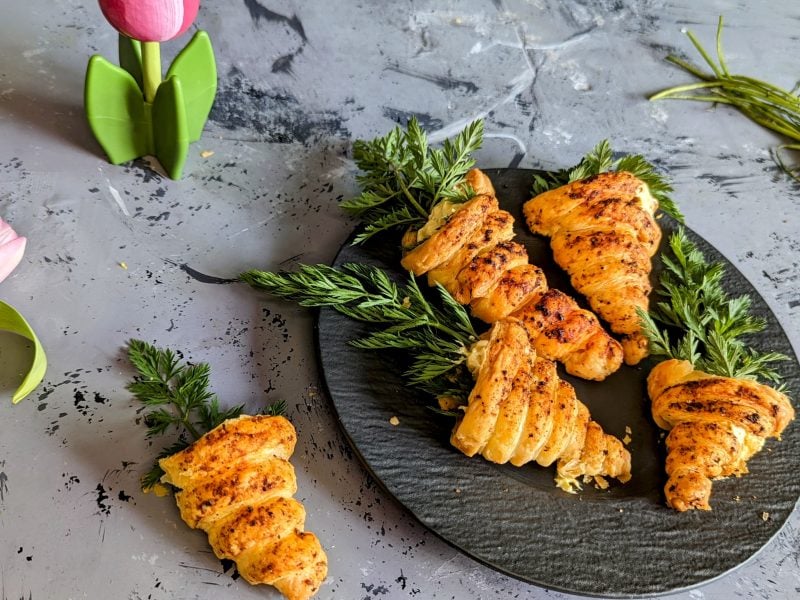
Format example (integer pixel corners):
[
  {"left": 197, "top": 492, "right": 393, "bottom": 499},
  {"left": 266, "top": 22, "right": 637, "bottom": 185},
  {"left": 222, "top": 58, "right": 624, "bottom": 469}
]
[{"left": 315, "top": 168, "right": 800, "bottom": 598}]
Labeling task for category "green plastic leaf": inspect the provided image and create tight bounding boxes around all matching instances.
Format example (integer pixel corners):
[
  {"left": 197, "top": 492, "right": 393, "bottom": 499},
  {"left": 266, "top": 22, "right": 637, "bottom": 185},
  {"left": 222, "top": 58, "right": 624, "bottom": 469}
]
[
  {"left": 166, "top": 30, "right": 217, "bottom": 142},
  {"left": 84, "top": 54, "right": 152, "bottom": 164},
  {"left": 152, "top": 75, "right": 189, "bottom": 179},
  {"left": 118, "top": 34, "right": 143, "bottom": 92},
  {"left": 0, "top": 300, "right": 47, "bottom": 404}
]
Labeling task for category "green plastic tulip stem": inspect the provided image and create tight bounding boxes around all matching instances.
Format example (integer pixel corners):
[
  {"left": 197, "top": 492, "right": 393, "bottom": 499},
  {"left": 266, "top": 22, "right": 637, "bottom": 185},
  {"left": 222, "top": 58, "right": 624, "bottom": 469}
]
[
  {"left": 86, "top": 31, "right": 217, "bottom": 179},
  {"left": 142, "top": 41, "right": 162, "bottom": 103}
]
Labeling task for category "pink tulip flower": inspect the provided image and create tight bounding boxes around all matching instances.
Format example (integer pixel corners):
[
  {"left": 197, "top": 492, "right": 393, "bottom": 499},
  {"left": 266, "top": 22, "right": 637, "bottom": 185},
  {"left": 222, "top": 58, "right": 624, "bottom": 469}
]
[
  {"left": 99, "top": 0, "right": 199, "bottom": 42},
  {"left": 0, "top": 218, "right": 26, "bottom": 283}
]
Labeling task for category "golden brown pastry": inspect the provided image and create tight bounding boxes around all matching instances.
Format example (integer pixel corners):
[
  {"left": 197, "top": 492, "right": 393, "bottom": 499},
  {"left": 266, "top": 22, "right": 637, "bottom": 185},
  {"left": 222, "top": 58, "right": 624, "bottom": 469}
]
[
  {"left": 160, "top": 415, "right": 327, "bottom": 600},
  {"left": 401, "top": 169, "right": 623, "bottom": 381},
  {"left": 451, "top": 318, "right": 632, "bottom": 490},
  {"left": 647, "top": 359, "right": 795, "bottom": 511},
  {"left": 523, "top": 171, "right": 662, "bottom": 365}
]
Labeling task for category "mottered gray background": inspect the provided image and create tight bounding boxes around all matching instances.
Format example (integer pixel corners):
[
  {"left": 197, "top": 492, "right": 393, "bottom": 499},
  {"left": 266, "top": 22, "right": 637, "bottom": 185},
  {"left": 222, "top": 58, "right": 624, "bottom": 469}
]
[{"left": 0, "top": 1, "right": 798, "bottom": 599}]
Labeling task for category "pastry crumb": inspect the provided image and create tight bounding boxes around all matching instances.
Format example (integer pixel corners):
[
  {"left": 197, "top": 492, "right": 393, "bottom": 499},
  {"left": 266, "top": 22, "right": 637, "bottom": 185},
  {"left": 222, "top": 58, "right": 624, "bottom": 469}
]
[
  {"left": 143, "top": 482, "right": 170, "bottom": 497},
  {"left": 622, "top": 434, "right": 632, "bottom": 445},
  {"left": 437, "top": 396, "right": 460, "bottom": 411},
  {"left": 454, "top": 487, "right": 461, "bottom": 494},
  {"left": 389, "top": 416, "right": 400, "bottom": 426},
  {"left": 118, "top": 261, "right": 128, "bottom": 270},
  {"left": 761, "top": 511, "right": 770, "bottom": 521},
  {"left": 200, "top": 150, "right": 215, "bottom": 158}
]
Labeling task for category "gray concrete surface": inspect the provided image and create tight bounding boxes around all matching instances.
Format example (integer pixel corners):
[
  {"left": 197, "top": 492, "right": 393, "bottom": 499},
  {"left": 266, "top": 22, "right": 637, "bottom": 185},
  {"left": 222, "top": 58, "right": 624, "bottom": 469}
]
[{"left": 0, "top": 1, "right": 798, "bottom": 599}]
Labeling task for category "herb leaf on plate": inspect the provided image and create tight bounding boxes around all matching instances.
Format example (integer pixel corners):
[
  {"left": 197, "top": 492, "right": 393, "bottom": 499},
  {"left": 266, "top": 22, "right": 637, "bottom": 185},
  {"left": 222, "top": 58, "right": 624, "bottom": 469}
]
[
  {"left": 241, "top": 264, "right": 478, "bottom": 401},
  {"left": 638, "top": 227, "right": 787, "bottom": 385}
]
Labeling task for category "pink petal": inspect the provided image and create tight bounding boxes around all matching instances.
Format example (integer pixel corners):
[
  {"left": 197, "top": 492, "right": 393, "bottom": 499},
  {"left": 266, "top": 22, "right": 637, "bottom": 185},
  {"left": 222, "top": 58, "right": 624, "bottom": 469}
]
[
  {"left": 175, "top": 0, "right": 200, "bottom": 39},
  {"left": 0, "top": 236, "right": 26, "bottom": 283},
  {"left": 99, "top": 0, "right": 197, "bottom": 42},
  {"left": 0, "top": 218, "right": 20, "bottom": 246}
]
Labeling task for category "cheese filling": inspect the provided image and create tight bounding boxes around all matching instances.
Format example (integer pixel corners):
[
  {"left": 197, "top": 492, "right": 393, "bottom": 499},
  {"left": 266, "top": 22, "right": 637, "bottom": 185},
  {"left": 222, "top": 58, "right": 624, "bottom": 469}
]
[
  {"left": 416, "top": 201, "right": 461, "bottom": 243},
  {"left": 465, "top": 339, "right": 489, "bottom": 379},
  {"left": 635, "top": 182, "right": 658, "bottom": 215}
]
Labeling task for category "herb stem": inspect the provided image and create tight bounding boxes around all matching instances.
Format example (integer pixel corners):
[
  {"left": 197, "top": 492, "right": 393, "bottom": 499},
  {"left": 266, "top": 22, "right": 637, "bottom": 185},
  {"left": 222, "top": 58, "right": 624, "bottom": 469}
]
[
  {"left": 651, "top": 15, "right": 800, "bottom": 179},
  {"left": 686, "top": 29, "right": 722, "bottom": 78},
  {"left": 181, "top": 414, "right": 203, "bottom": 440},
  {"left": 392, "top": 162, "right": 429, "bottom": 219}
]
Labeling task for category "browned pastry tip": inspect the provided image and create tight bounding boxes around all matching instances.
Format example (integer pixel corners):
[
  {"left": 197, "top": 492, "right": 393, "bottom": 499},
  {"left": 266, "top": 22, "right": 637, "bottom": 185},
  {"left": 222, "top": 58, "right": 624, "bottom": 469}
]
[{"left": 512, "top": 289, "right": 623, "bottom": 381}]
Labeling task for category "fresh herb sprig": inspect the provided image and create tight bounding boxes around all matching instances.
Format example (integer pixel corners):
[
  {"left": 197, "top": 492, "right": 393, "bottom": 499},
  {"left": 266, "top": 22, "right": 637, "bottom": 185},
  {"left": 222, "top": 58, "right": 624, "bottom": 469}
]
[
  {"left": 638, "top": 228, "right": 787, "bottom": 385},
  {"left": 530, "top": 140, "right": 683, "bottom": 222},
  {"left": 126, "top": 340, "right": 284, "bottom": 490},
  {"left": 241, "top": 264, "right": 477, "bottom": 399},
  {"left": 650, "top": 16, "right": 800, "bottom": 181},
  {"left": 342, "top": 117, "right": 484, "bottom": 244}
]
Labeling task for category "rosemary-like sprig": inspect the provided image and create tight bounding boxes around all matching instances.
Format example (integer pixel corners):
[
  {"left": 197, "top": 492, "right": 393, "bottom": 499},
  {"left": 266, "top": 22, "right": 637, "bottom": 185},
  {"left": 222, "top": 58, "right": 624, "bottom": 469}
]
[
  {"left": 530, "top": 140, "right": 683, "bottom": 222},
  {"left": 342, "top": 117, "right": 484, "bottom": 244},
  {"left": 650, "top": 15, "right": 800, "bottom": 181},
  {"left": 126, "top": 340, "right": 285, "bottom": 490},
  {"left": 241, "top": 264, "right": 478, "bottom": 399},
  {"left": 638, "top": 227, "right": 787, "bottom": 385}
]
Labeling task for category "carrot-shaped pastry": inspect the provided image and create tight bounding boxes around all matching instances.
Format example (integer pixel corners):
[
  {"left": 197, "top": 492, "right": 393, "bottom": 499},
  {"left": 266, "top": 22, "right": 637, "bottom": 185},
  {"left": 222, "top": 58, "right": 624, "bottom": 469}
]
[
  {"left": 342, "top": 119, "right": 623, "bottom": 381},
  {"left": 127, "top": 342, "right": 327, "bottom": 600},
  {"left": 242, "top": 264, "right": 631, "bottom": 491},
  {"left": 523, "top": 141, "right": 682, "bottom": 365},
  {"left": 160, "top": 415, "right": 328, "bottom": 599},
  {"left": 647, "top": 359, "right": 793, "bottom": 511},
  {"left": 454, "top": 318, "right": 631, "bottom": 490},
  {"left": 640, "top": 227, "right": 794, "bottom": 510}
]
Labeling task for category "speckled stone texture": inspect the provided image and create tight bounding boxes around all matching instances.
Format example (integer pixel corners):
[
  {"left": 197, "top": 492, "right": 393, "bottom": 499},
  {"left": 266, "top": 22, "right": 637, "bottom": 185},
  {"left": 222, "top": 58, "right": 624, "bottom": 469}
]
[{"left": 0, "top": 1, "right": 798, "bottom": 600}]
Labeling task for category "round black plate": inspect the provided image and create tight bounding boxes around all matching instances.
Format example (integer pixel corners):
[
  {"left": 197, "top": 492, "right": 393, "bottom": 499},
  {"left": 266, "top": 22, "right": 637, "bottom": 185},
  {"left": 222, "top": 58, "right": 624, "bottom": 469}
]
[{"left": 315, "top": 168, "right": 800, "bottom": 598}]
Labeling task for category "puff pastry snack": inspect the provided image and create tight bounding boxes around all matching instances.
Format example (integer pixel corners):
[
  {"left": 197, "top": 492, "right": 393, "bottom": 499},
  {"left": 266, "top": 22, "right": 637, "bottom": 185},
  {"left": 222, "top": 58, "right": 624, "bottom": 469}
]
[
  {"left": 452, "top": 318, "right": 632, "bottom": 491},
  {"left": 647, "top": 359, "right": 794, "bottom": 511},
  {"left": 523, "top": 171, "right": 661, "bottom": 365},
  {"left": 160, "top": 415, "right": 327, "bottom": 600}
]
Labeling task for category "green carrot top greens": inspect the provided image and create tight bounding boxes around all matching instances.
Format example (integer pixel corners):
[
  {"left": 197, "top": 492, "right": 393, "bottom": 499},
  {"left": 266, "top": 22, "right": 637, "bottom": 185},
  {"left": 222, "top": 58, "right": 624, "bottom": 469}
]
[
  {"left": 638, "top": 227, "right": 787, "bottom": 385},
  {"left": 651, "top": 15, "right": 800, "bottom": 181},
  {"left": 341, "top": 117, "right": 484, "bottom": 244},
  {"left": 241, "top": 264, "right": 477, "bottom": 403},
  {"left": 530, "top": 139, "right": 683, "bottom": 222},
  {"left": 126, "top": 339, "right": 284, "bottom": 491}
]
